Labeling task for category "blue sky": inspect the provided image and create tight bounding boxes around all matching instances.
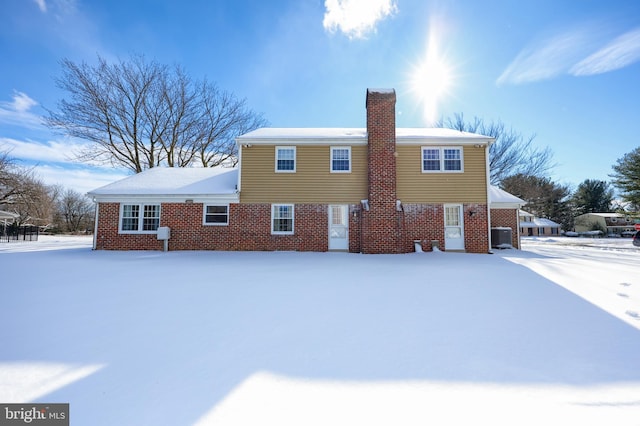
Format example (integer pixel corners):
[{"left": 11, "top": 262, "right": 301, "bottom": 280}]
[{"left": 1, "top": 0, "right": 639, "bottom": 195}]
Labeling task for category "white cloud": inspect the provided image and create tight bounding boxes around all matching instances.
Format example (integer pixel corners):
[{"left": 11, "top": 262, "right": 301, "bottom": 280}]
[
  {"left": 570, "top": 27, "right": 640, "bottom": 76},
  {"left": 0, "top": 137, "right": 128, "bottom": 193},
  {"left": 498, "top": 25, "right": 640, "bottom": 85},
  {"left": 36, "top": 164, "right": 128, "bottom": 194},
  {"left": 323, "top": 0, "right": 397, "bottom": 39},
  {"left": 33, "top": 0, "right": 47, "bottom": 13},
  {"left": 497, "top": 29, "right": 593, "bottom": 86},
  {"left": 0, "top": 92, "right": 43, "bottom": 129},
  {"left": 11, "top": 92, "right": 38, "bottom": 112},
  {"left": 0, "top": 137, "right": 78, "bottom": 164}
]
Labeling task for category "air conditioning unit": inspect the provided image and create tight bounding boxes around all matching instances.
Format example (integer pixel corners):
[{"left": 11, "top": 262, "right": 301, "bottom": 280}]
[{"left": 491, "top": 227, "right": 512, "bottom": 248}]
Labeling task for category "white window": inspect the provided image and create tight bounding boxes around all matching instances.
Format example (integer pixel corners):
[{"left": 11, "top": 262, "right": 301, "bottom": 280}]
[
  {"left": 331, "top": 147, "right": 351, "bottom": 172},
  {"left": 204, "top": 205, "right": 229, "bottom": 225},
  {"left": 119, "top": 204, "right": 160, "bottom": 233},
  {"left": 422, "top": 147, "right": 463, "bottom": 173},
  {"left": 275, "top": 146, "right": 296, "bottom": 172},
  {"left": 272, "top": 204, "right": 294, "bottom": 234}
]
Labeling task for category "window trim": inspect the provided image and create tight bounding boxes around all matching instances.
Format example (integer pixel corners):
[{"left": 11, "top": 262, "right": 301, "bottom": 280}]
[
  {"left": 271, "top": 204, "right": 295, "bottom": 235},
  {"left": 203, "top": 204, "right": 229, "bottom": 226},
  {"left": 421, "top": 146, "right": 464, "bottom": 173},
  {"left": 275, "top": 146, "right": 296, "bottom": 173},
  {"left": 330, "top": 146, "right": 352, "bottom": 173},
  {"left": 119, "top": 203, "right": 161, "bottom": 234}
]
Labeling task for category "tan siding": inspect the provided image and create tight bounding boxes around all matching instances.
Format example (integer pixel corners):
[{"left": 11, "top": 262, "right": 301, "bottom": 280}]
[
  {"left": 396, "top": 145, "right": 488, "bottom": 203},
  {"left": 240, "top": 145, "right": 367, "bottom": 203}
]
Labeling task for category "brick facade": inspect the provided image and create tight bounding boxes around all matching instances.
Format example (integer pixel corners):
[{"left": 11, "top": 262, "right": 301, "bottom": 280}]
[
  {"left": 490, "top": 208, "right": 520, "bottom": 249},
  {"left": 96, "top": 202, "right": 330, "bottom": 251},
  {"left": 96, "top": 201, "right": 491, "bottom": 252}
]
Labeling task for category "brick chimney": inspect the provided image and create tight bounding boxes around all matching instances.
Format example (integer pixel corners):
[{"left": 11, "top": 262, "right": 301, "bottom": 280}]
[{"left": 362, "top": 88, "right": 403, "bottom": 253}]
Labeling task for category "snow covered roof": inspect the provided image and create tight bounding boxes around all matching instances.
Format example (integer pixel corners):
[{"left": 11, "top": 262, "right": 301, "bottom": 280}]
[
  {"left": 489, "top": 186, "right": 525, "bottom": 208},
  {"left": 237, "top": 127, "right": 494, "bottom": 145},
  {"left": 521, "top": 217, "right": 561, "bottom": 228},
  {"left": 88, "top": 167, "right": 239, "bottom": 203},
  {"left": 0, "top": 210, "right": 19, "bottom": 221},
  {"left": 576, "top": 212, "right": 624, "bottom": 218}
]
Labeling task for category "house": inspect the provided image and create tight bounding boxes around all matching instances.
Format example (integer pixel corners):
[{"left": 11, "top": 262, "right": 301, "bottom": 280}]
[
  {"left": 574, "top": 212, "right": 636, "bottom": 236},
  {"left": 89, "top": 88, "right": 522, "bottom": 253},
  {"left": 519, "top": 210, "right": 561, "bottom": 237}
]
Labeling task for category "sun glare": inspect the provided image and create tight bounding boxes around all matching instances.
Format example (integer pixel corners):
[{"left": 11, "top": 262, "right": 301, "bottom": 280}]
[{"left": 409, "top": 28, "right": 454, "bottom": 125}]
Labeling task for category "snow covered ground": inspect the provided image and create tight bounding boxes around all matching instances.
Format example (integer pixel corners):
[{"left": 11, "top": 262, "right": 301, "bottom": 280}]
[{"left": 1, "top": 235, "right": 639, "bottom": 425}]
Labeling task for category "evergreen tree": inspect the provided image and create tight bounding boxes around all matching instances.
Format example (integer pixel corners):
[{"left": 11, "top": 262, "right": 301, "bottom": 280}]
[
  {"left": 610, "top": 147, "right": 640, "bottom": 210},
  {"left": 572, "top": 179, "right": 614, "bottom": 215}
]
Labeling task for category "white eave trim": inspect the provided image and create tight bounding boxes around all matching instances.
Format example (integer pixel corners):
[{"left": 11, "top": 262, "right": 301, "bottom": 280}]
[
  {"left": 490, "top": 202, "right": 524, "bottom": 209},
  {"left": 89, "top": 193, "right": 240, "bottom": 204},
  {"left": 396, "top": 136, "right": 495, "bottom": 146},
  {"left": 237, "top": 137, "right": 368, "bottom": 146}
]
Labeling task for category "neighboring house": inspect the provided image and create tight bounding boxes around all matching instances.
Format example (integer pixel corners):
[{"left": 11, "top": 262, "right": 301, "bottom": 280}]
[
  {"left": 1, "top": 210, "right": 19, "bottom": 236},
  {"left": 574, "top": 212, "right": 636, "bottom": 235},
  {"left": 89, "top": 89, "right": 521, "bottom": 253},
  {"left": 519, "top": 210, "right": 561, "bottom": 237},
  {"left": 0, "top": 210, "right": 18, "bottom": 224}
]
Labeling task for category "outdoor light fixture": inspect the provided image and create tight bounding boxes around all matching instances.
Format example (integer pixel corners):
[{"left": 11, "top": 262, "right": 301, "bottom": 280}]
[{"left": 361, "top": 199, "right": 369, "bottom": 211}]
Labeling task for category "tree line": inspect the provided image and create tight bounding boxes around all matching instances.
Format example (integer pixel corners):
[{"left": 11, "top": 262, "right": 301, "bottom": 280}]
[{"left": 1, "top": 150, "right": 94, "bottom": 233}]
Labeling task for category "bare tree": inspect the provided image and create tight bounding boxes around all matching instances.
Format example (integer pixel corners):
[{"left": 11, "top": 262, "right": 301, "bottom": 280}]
[
  {"left": 56, "top": 188, "right": 94, "bottom": 232},
  {"left": 439, "top": 113, "right": 554, "bottom": 185},
  {"left": 45, "top": 55, "right": 268, "bottom": 173},
  {"left": 1, "top": 149, "right": 48, "bottom": 222}
]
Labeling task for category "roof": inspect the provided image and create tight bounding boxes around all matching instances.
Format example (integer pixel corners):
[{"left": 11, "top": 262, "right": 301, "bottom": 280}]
[
  {"left": 237, "top": 127, "right": 494, "bottom": 145},
  {"left": 576, "top": 212, "right": 624, "bottom": 218},
  {"left": 489, "top": 186, "right": 525, "bottom": 208},
  {"left": 521, "top": 217, "right": 561, "bottom": 228},
  {"left": 88, "top": 167, "right": 239, "bottom": 202},
  {"left": 0, "top": 210, "right": 19, "bottom": 221}
]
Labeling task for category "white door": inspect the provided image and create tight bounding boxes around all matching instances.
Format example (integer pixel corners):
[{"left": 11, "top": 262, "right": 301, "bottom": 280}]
[
  {"left": 444, "top": 204, "right": 465, "bottom": 251},
  {"left": 328, "top": 205, "right": 349, "bottom": 250}
]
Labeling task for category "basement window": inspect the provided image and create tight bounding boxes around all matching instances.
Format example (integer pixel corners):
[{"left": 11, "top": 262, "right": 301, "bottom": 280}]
[{"left": 119, "top": 204, "right": 160, "bottom": 233}]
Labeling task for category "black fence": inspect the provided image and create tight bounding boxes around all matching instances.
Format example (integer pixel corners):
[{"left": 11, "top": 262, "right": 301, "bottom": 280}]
[{"left": 0, "top": 224, "right": 39, "bottom": 242}]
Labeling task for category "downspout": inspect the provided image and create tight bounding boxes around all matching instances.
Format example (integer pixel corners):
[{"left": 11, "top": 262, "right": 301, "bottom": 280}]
[
  {"left": 515, "top": 204, "right": 522, "bottom": 249},
  {"left": 485, "top": 142, "right": 493, "bottom": 253},
  {"left": 92, "top": 201, "right": 99, "bottom": 250}
]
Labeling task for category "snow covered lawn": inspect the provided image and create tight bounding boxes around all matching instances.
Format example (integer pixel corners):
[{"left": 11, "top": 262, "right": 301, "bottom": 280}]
[{"left": 1, "top": 235, "right": 639, "bottom": 425}]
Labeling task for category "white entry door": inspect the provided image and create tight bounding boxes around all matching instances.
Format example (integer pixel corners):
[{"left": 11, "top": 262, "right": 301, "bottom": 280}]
[
  {"left": 328, "top": 205, "right": 349, "bottom": 250},
  {"left": 444, "top": 204, "right": 465, "bottom": 251}
]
